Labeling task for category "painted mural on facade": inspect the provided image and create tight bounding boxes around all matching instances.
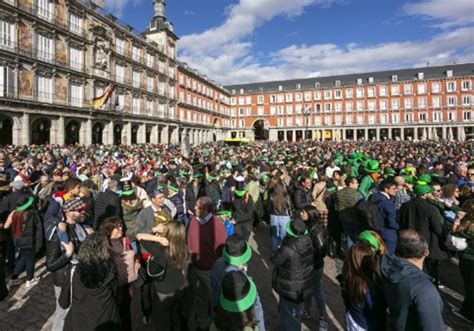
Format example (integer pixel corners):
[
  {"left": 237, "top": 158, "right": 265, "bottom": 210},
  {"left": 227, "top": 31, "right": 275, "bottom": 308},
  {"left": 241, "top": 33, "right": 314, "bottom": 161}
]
[
  {"left": 56, "top": 37, "right": 67, "bottom": 66},
  {"left": 19, "top": 64, "right": 33, "bottom": 98},
  {"left": 18, "top": 21, "right": 32, "bottom": 55},
  {"left": 55, "top": 74, "right": 67, "bottom": 104}
]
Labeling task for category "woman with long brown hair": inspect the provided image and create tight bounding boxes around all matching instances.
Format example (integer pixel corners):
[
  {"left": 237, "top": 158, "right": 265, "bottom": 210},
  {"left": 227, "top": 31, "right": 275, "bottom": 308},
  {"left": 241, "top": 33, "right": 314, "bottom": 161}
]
[
  {"left": 134, "top": 216, "right": 189, "bottom": 330},
  {"left": 342, "top": 231, "right": 387, "bottom": 331}
]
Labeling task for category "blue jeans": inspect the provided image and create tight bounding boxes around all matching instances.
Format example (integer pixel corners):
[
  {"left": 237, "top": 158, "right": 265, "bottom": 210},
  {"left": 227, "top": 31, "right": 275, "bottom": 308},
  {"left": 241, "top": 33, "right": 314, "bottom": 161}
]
[
  {"left": 304, "top": 267, "right": 326, "bottom": 318},
  {"left": 12, "top": 249, "right": 35, "bottom": 281},
  {"left": 279, "top": 297, "right": 301, "bottom": 331},
  {"left": 270, "top": 215, "right": 290, "bottom": 252}
]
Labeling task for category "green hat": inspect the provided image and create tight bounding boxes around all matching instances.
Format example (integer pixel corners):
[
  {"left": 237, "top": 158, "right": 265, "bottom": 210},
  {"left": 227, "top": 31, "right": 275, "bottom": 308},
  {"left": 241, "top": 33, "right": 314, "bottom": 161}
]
[
  {"left": 359, "top": 230, "right": 380, "bottom": 252},
  {"left": 403, "top": 175, "right": 414, "bottom": 184},
  {"left": 156, "top": 184, "right": 164, "bottom": 191},
  {"left": 207, "top": 173, "right": 218, "bottom": 181},
  {"left": 167, "top": 185, "right": 179, "bottom": 193},
  {"left": 285, "top": 220, "right": 309, "bottom": 238},
  {"left": 384, "top": 167, "right": 396, "bottom": 175},
  {"left": 364, "top": 160, "right": 380, "bottom": 173},
  {"left": 416, "top": 174, "right": 432, "bottom": 185},
  {"left": 221, "top": 168, "right": 231, "bottom": 174},
  {"left": 223, "top": 243, "right": 252, "bottom": 266},
  {"left": 413, "top": 184, "right": 433, "bottom": 196},
  {"left": 234, "top": 189, "right": 247, "bottom": 197},
  {"left": 16, "top": 196, "right": 34, "bottom": 211},
  {"left": 155, "top": 171, "right": 163, "bottom": 178},
  {"left": 219, "top": 276, "right": 257, "bottom": 313},
  {"left": 348, "top": 152, "right": 358, "bottom": 160},
  {"left": 179, "top": 169, "right": 189, "bottom": 177},
  {"left": 216, "top": 210, "right": 232, "bottom": 218},
  {"left": 121, "top": 189, "right": 135, "bottom": 197},
  {"left": 326, "top": 186, "right": 337, "bottom": 193},
  {"left": 193, "top": 173, "right": 203, "bottom": 179}
]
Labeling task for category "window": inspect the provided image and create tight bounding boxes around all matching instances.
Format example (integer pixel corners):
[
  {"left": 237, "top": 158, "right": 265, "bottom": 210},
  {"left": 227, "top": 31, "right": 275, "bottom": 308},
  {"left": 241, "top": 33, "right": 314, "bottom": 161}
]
[
  {"left": 257, "top": 106, "right": 264, "bottom": 115},
  {"left": 335, "top": 102, "right": 342, "bottom": 112},
  {"left": 287, "top": 117, "right": 293, "bottom": 126},
  {"left": 324, "top": 90, "right": 332, "bottom": 100},
  {"left": 116, "top": 37, "right": 124, "bottom": 54},
  {"left": 324, "top": 116, "right": 332, "bottom": 125},
  {"left": 286, "top": 105, "right": 293, "bottom": 114},
  {"left": 356, "top": 88, "right": 364, "bottom": 98},
  {"left": 132, "top": 71, "right": 140, "bottom": 88},
  {"left": 335, "top": 80, "right": 341, "bottom": 87},
  {"left": 324, "top": 103, "right": 331, "bottom": 112},
  {"left": 295, "top": 104, "right": 303, "bottom": 113},
  {"left": 391, "top": 99, "right": 399, "bottom": 110},
  {"left": 270, "top": 106, "right": 276, "bottom": 115},
  {"left": 446, "top": 70, "right": 453, "bottom": 78},
  {"left": 132, "top": 97, "right": 141, "bottom": 114},
  {"left": 69, "top": 47, "right": 83, "bottom": 71},
  {"left": 391, "top": 75, "right": 398, "bottom": 82},
  {"left": 405, "top": 98, "right": 413, "bottom": 109},
  {"left": 419, "top": 113, "right": 427, "bottom": 123},
  {"left": 447, "top": 96, "right": 457, "bottom": 107},
  {"left": 417, "top": 83, "right": 426, "bottom": 95},
  {"left": 356, "top": 101, "right": 364, "bottom": 111},
  {"left": 368, "top": 115, "right": 376, "bottom": 124},
  {"left": 433, "top": 112, "right": 441, "bottom": 122},
  {"left": 295, "top": 93, "right": 302, "bottom": 102},
  {"left": 391, "top": 85, "right": 399, "bottom": 96},
  {"left": 335, "top": 90, "right": 342, "bottom": 99},
  {"left": 356, "top": 115, "right": 364, "bottom": 124},
  {"left": 446, "top": 81, "right": 456, "bottom": 92},
  {"left": 257, "top": 95, "right": 264, "bottom": 104},
  {"left": 404, "top": 84, "right": 412, "bottom": 95},
  {"left": 37, "top": 0, "right": 53, "bottom": 22},
  {"left": 295, "top": 117, "right": 303, "bottom": 126},
  {"left": 381, "top": 114, "right": 388, "bottom": 124},
  {"left": 37, "top": 33, "right": 53, "bottom": 62},
  {"left": 286, "top": 93, "right": 293, "bottom": 102},
  {"left": 69, "top": 83, "right": 82, "bottom": 107},
  {"left": 147, "top": 76, "right": 153, "bottom": 91},
  {"left": 379, "top": 86, "right": 387, "bottom": 96},
  {"left": 417, "top": 72, "right": 424, "bottom": 80},
  {"left": 278, "top": 118, "right": 284, "bottom": 126},
  {"left": 36, "top": 75, "right": 52, "bottom": 103},
  {"left": 380, "top": 100, "right": 387, "bottom": 110},
  {"left": 277, "top": 94, "right": 284, "bottom": 103},
  {"left": 69, "top": 13, "right": 83, "bottom": 35},
  {"left": 270, "top": 95, "right": 276, "bottom": 103},
  {"left": 368, "top": 100, "right": 375, "bottom": 111},
  {"left": 367, "top": 87, "right": 375, "bottom": 97},
  {"left": 146, "top": 53, "right": 154, "bottom": 67},
  {"left": 447, "top": 112, "right": 455, "bottom": 121},
  {"left": 146, "top": 100, "right": 153, "bottom": 114},
  {"left": 405, "top": 113, "right": 413, "bottom": 123},
  {"left": 357, "top": 78, "right": 363, "bottom": 85},
  {"left": 346, "top": 101, "right": 353, "bottom": 111},
  {"left": 314, "top": 104, "right": 321, "bottom": 112},
  {"left": 158, "top": 81, "right": 165, "bottom": 95},
  {"left": 116, "top": 94, "right": 124, "bottom": 111},
  {"left": 246, "top": 96, "right": 252, "bottom": 105},
  {"left": 0, "top": 20, "right": 14, "bottom": 51},
  {"left": 314, "top": 82, "right": 320, "bottom": 88},
  {"left": 345, "top": 88, "right": 353, "bottom": 98},
  {"left": 463, "top": 111, "right": 471, "bottom": 121},
  {"left": 392, "top": 113, "right": 400, "bottom": 124},
  {"left": 418, "top": 97, "right": 427, "bottom": 109},
  {"left": 462, "top": 80, "right": 471, "bottom": 91},
  {"left": 0, "top": 66, "right": 13, "bottom": 97},
  {"left": 368, "top": 77, "right": 374, "bottom": 84},
  {"left": 230, "top": 97, "right": 236, "bottom": 105},
  {"left": 345, "top": 115, "right": 352, "bottom": 125},
  {"left": 304, "top": 92, "right": 312, "bottom": 101},
  {"left": 238, "top": 107, "right": 245, "bottom": 116},
  {"left": 462, "top": 95, "right": 471, "bottom": 106},
  {"left": 432, "top": 82, "right": 441, "bottom": 93},
  {"left": 432, "top": 96, "right": 440, "bottom": 108},
  {"left": 313, "top": 91, "right": 321, "bottom": 101},
  {"left": 277, "top": 106, "right": 284, "bottom": 115},
  {"left": 115, "top": 64, "right": 124, "bottom": 83}
]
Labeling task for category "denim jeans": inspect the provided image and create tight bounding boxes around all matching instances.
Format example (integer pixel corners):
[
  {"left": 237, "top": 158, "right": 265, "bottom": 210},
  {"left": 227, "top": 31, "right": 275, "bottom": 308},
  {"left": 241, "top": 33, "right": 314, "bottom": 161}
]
[
  {"left": 270, "top": 215, "right": 291, "bottom": 252},
  {"left": 12, "top": 249, "right": 35, "bottom": 281},
  {"left": 304, "top": 267, "right": 326, "bottom": 318},
  {"left": 279, "top": 296, "right": 301, "bottom": 331}
]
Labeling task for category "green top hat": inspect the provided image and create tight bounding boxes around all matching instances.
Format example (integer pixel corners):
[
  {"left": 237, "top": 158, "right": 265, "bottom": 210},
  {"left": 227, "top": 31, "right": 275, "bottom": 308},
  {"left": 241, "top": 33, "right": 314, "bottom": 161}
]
[
  {"left": 167, "top": 185, "right": 179, "bottom": 193},
  {"left": 221, "top": 168, "right": 231, "bottom": 174},
  {"left": 223, "top": 243, "right": 251, "bottom": 266},
  {"left": 219, "top": 277, "right": 257, "bottom": 313},
  {"left": 413, "top": 184, "right": 433, "bottom": 196},
  {"left": 285, "top": 220, "right": 309, "bottom": 238},
  {"left": 234, "top": 189, "right": 247, "bottom": 197},
  {"left": 207, "top": 174, "right": 218, "bottom": 181},
  {"left": 359, "top": 230, "right": 380, "bottom": 252},
  {"left": 384, "top": 167, "right": 396, "bottom": 175},
  {"left": 16, "top": 196, "right": 34, "bottom": 211},
  {"left": 179, "top": 169, "right": 189, "bottom": 177},
  {"left": 121, "top": 189, "right": 135, "bottom": 197},
  {"left": 216, "top": 210, "right": 232, "bottom": 218},
  {"left": 416, "top": 174, "right": 432, "bottom": 185},
  {"left": 364, "top": 160, "right": 380, "bottom": 173}
]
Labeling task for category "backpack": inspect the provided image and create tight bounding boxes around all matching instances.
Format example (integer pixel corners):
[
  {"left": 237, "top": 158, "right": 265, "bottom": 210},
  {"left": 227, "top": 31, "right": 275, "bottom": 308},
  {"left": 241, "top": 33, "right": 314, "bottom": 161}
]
[{"left": 355, "top": 199, "right": 384, "bottom": 231}]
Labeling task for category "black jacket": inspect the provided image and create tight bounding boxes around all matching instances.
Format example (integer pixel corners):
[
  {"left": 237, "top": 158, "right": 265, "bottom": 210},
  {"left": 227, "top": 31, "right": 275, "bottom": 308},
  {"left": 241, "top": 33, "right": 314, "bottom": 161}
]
[
  {"left": 292, "top": 185, "right": 312, "bottom": 214},
  {"left": 93, "top": 189, "right": 122, "bottom": 229},
  {"left": 184, "top": 182, "right": 206, "bottom": 214},
  {"left": 271, "top": 234, "right": 314, "bottom": 303},
  {"left": 232, "top": 196, "right": 254, "bottom": 224},
  {"left": 14, "top": 210, "right": 43, "bottom": 252},
  {"left": 0, "top": 190, "right": 30, "bottom": 219},
  {"left": 59, "top": 260, "right": 120, "bottom": 331},
  {"left": 398, "top": 197, "right": 447, "bottom": 260},
  {"left": 379, "top": 254, "right": 445, "bottom": 331}
]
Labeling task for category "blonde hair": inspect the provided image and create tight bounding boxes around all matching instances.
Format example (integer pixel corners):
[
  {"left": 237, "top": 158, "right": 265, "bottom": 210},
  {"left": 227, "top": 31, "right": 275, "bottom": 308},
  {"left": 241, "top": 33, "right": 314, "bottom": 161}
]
[{"left": 164, "top": 221, "right": 188, "bottom": 269}]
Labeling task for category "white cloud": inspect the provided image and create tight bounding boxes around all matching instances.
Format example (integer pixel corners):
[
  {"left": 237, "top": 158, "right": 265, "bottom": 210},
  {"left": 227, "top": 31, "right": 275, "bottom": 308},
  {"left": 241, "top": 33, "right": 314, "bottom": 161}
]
[
  {"left": 104, "top": 0, "right": 143, "bottom": 18},
  {"left": 404, "top": 0, "right": 474, "bottom": 28}
]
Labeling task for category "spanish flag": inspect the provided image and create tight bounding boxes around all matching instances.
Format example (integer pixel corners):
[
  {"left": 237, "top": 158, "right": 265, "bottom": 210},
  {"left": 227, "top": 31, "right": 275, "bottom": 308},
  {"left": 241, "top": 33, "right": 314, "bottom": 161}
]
[{"left": 93, "top": 84, "right": 113, "bottom": 110}]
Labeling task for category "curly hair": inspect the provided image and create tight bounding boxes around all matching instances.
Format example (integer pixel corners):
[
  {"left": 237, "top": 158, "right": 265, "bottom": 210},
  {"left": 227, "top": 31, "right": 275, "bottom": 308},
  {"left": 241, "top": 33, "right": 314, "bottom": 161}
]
[{"left": 78, "top": 231, "right": 110, "bottom": 265}]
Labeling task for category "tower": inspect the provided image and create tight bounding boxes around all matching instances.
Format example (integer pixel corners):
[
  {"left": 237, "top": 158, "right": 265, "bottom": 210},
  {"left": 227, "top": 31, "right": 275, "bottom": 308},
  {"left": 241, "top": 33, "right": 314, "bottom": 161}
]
[{"left": 153, "top": 0, "right": 165, "bottom": 19}]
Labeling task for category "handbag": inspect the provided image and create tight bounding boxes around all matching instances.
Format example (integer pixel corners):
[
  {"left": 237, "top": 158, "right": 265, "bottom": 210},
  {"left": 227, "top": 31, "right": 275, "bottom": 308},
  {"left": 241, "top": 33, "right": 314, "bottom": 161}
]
[
  {"left": 146, "top": 255, "right": 167, "bottom": 281},
  {"left": 445, "top": 233, "right": 467, "bottom": 252}
]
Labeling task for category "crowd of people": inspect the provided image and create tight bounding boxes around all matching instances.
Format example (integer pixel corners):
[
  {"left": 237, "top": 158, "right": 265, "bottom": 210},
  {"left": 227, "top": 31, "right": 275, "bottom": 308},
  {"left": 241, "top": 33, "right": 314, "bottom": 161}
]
[{"left": 0, "top": 139, "right": 473, "bottom": 331}]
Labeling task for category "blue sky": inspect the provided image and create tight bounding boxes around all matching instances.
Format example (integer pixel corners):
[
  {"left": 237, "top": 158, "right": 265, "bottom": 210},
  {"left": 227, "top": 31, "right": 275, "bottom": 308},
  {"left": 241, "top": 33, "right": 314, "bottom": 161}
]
[{"left": 105, "top": 0, "right": 474, "bottom": 85}]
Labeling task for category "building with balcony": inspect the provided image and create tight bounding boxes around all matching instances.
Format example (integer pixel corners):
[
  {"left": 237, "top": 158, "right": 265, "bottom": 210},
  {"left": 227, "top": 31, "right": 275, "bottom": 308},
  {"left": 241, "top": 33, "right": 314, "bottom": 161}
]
[
  {"left": 225, "top": 63, "right": 474, "bottom": 141},
  {"left": 177, "top": 61, "right": 231, "bottom": 144},
  {"left": 0, "top": 0, "right": 230, "bottom": 146}
]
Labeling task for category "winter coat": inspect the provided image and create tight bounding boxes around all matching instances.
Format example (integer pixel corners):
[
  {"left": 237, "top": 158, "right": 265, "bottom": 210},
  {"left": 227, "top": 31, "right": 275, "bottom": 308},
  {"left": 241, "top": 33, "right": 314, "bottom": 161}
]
[
  {"left": 398, "top": 197, "right": 447, "bottom": 261},
  {"left": 185, "top": 182, "right": 206, "bottom": 215},
  {"left": 369, "top": 192, "right": 399, "bottom": 243},
  {"left": 312, "top": 181, "right": 328, "bottom": 213},
  {"left": 94, "top": 189, "right": 122, "bottom": 229},
  {"left": 232, "top": 195, "right": 254, "bottom": 225},
  {"left": 292, "top": 185, "right": 312, "bottom": 214},
  {"left": 205, "top": 181, "right": 221, "bottom": 211},
  {"left": 59, "top": 260, "right": 120, "bottom": 331},
  {"left": 169, "top": 193, "right": 185, "bottom": 223},
  {"left": 11, "top": 210, "right": 43, "bottom": 252},
  {"left": 359, "top": 176, "right": 376, "bottom": 198},
  {"left": 121, "top": 199, "right": 143, "bottom": 241},
  {"left": 271, "top": 234, "right": 314, "bottom": 303},
  {"left": 379, "top": 254, "right": 445, "bottom": 331}
]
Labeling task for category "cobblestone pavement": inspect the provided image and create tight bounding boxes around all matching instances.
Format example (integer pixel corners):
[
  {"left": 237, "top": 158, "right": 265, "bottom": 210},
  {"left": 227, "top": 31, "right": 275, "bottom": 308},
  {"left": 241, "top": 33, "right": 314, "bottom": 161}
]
[{"left": 0, "top": 225, "right": 473, "bottom": 331}]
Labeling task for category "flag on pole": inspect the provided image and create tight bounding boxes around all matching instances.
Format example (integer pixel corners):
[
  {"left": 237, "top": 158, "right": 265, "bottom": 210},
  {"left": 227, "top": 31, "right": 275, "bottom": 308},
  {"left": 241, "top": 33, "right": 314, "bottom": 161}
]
[{"left": 93, "top": 84, "right": 113, "bottom": 110}]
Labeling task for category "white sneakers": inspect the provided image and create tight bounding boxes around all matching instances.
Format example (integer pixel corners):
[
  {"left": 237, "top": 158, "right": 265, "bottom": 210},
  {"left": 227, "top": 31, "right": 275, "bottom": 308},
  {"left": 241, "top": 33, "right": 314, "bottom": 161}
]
[{"left": 25, "top": 277, "right": 40, "bottom": 288}]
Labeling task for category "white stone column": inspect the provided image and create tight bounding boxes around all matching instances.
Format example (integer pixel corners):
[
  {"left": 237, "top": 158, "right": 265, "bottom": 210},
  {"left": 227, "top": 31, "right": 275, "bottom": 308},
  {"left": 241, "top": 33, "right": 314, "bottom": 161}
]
[
  {"left": 105, "top": 121, "right": 114, "bottom": 145},
  {"left": 442, "top": 126, "right": 447, "bottom": 140},
  {"left": 342, "top": 128, "right": 347, "bottom": 140},
  {"left": 170, "top": 126, "right": 179, "bottom": 144},
  {"left": 124, "top": 122, "right": 132, "bottom": 145},
  {"left": 364, "top": 128, "right": 369, "bottom": 141},
  {"left": 161, "top": 125, "right": 169, "bottom": 145},
  {"left": 85, "top": 118, "right": 92, "bottom": 146},
  {"left": 353, "top": 129, "right": 357, "bottom": 141},
  {"left": 57, "top": 116, "right": 65, "bottom": 145},
  {"left": 12, "top": 116, "right": 22, "bottom": 145},
  {"left": 376, "top": 128, "right": 380, "bottom": 141},
  {"left": 427, "top": 127, "right": 432, "bottom": 140},
  {"left": 79, "top": 120, "right": 87, "bottom": 145},
  {"left": 269, "top": 129, "right": 278, "bottom": 141},
  {"left": 414, "top": 127, "right": 419, "bottom": 141},
  {"left": 400, "top": 127, "right": 405, "bottom": 140},
  {"left": 151, "top": 125, "right": 159, "bottom": 144},
  {"left": 137, "top": 124, "right": 146, "bottom": 144},
  {"left": 388, "top": 128, "right": 392, "bottom": 140},
  {"left": 194, "top": 130, "right": 199, "bottom": 145}
]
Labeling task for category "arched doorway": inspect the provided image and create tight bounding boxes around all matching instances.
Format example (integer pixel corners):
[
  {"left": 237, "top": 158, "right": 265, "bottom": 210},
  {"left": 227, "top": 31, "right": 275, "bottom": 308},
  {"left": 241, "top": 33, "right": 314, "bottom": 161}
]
[
  {"left": 31, "top": 118, "right": 51, "bottom": 145},
  {"left": 253, "top": 119, "right": 269, "bottom": 140},
  {"left": 0, "top": 117, "right": 13, "bottom": 146},
  {"left": 114, "top": 124, "right": 122, "bottom": 145},
  {"left": 65, "top": 120, "right": 80, "bottom": 145},
  {"left": 131, "top": 125, "right": 139, "bottom": 144},
  {"left": 92, "top": 123, "right": 103, "bottom": 145}
]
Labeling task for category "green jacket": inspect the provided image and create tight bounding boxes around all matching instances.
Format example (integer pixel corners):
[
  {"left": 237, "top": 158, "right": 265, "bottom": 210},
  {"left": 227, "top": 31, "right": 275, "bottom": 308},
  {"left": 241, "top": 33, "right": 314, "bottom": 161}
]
[
  {"left": 359, "top": 175, "right": 376, "bottom": 198},
  {"left": 459, "top": 231, "right": 474, "bottom": 261}
]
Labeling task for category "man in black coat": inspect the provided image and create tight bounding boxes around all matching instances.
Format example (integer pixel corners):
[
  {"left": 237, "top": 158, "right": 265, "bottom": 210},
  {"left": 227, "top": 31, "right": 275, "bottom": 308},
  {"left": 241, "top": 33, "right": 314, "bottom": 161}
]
[
  {"left": 292, "top": 177, "right": 312, "bottom": 215},
  {"left": 398, "top": 184, "right": 447, "bottom": 287},
  {"left": 272, "top": 218, "right": 314, "bottom": 331},
  {"left": 93, "top": 180, "right": 122, "bottom": 229}
]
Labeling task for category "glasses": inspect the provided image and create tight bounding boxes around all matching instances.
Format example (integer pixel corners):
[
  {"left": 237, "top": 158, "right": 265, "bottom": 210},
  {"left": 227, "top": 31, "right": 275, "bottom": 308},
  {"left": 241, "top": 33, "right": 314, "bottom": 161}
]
[{"left": 469, "top": 173, "right": 474, "bottom": 176}]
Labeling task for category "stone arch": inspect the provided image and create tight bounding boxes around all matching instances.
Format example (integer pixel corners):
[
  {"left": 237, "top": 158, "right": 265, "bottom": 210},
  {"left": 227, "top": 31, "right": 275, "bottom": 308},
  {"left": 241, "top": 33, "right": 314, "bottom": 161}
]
[{"left": 31, "top": 117, "right": 51, "bottom": 145}]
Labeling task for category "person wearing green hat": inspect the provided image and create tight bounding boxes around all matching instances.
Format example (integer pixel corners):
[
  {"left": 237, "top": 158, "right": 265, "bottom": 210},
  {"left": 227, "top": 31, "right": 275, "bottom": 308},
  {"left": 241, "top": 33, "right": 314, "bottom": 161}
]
[
  {"left": 4, "top": 195, "right": 43, "bottom": 288},
  {"left": 398, "top": 184, "right": 447, "bottom": 288},
  {"left": 206, "top": 173, "right": 221, "bottom": 212},
  {"left": 210, "top": 235, "right": 265, "bottom": 331},
  {"left": 232, "top": 185, "right": 254, "bottom": 242},
  {"left": 358, "top": 160, "right": 380, "bottom": 198},
  {"left": 272, "top": 218, "right": 314, "bottom": 331},
  {"left": 185, "top": 171, "right": 206, "bottom": 220}
]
